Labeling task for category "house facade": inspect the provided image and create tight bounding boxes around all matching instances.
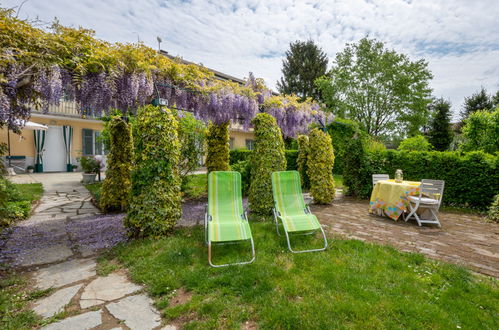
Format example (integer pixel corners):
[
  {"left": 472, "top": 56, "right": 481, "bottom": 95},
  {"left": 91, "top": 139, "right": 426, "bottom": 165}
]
[{"left": 0, "top": 55, "right": 255, "bottom": 173}]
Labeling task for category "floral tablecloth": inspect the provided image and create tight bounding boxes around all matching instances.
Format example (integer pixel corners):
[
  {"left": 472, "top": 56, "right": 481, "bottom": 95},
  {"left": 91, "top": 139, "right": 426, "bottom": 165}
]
[{"left": 369, "top": 180, "right": 421, "bottom": 220}]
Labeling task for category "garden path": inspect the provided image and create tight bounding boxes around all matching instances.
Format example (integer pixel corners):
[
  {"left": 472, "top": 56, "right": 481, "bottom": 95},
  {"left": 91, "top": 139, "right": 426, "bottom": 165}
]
[
  {"left": 1, "top": 173, "right": 174, "bottom": 330},
  {"left": 313, "top": 195, "right": 499, "bottom": 278}
]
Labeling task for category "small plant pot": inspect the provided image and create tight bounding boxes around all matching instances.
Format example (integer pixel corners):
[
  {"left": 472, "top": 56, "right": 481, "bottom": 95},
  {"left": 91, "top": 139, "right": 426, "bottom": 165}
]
[
  {"left": 82, "top": 173, "right": 97, "bottom": 184},
  {"left": 27, "top": 169, "right": 34, "bottom": 174}
]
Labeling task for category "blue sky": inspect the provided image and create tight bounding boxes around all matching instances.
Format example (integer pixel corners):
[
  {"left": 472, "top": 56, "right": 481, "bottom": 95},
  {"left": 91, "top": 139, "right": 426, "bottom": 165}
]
[{"left": 5, "top": 0, "right": 499, "bottom": 119}]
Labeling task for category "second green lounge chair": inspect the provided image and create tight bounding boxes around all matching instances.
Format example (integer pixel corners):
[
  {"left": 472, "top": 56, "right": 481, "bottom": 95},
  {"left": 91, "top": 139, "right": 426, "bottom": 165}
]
[
  {"left": 272, "top": 170, "right": 328, "bottom": 253},
  {"left": 206, "top": 171, "right": 255, "bottom": 267}
]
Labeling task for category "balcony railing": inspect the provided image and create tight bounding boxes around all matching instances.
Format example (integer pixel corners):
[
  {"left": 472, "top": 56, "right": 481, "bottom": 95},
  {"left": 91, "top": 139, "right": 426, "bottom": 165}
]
[{"left": 32, "top": 100, "right": 101, "bottom": 119}]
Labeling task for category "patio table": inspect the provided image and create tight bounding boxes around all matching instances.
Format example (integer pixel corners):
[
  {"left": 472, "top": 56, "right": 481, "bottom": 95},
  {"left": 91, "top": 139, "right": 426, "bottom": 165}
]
[{"left": 369, "top": 179, "right": 421, "bottom": 220}]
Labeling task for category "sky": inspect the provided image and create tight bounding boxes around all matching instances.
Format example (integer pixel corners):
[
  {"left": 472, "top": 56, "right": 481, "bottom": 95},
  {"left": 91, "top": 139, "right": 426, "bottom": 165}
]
[{"left": 4, "top": 0, "right": 499, "bottom": 119}]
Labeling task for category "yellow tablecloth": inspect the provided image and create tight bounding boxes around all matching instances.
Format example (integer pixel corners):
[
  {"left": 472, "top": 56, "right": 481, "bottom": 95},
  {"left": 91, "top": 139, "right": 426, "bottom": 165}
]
[{"left": 369, "top": 180, "right": 421, "bottom": 220}]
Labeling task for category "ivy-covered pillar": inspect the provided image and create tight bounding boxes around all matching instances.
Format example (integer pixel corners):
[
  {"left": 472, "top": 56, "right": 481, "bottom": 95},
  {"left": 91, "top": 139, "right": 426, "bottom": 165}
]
[
  {"left": 125, "top": 105, "right": 181, "bottom": 237},
  {"left": 248, "top": 113, "right": 287, "bottom": 216},
  {"left": 205, "top": 122, "right": 230, "bottom": 173},
  {"left": 100, "top": 117, "right": 133, "bottom": 212},
  {"left": 307, "top": 128, "right": 335, "bottom": 204}
]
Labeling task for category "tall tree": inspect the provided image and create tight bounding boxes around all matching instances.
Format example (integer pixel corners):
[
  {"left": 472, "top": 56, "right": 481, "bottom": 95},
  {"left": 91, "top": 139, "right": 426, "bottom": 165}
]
[
  {"left": 492, "top": 90, "right": 499, "bottom": 108},
  {"left": 316, "top": 37, "right": 433, "bottom": 138},
  {"left": 277, "top": 40, "right": 328, "bottom": 101},
  {"left": 428, "top": 98, "right": 453, "bottom": 151},
  {"left": 461, "top": 87, "right": 494, "bottom": 120}
]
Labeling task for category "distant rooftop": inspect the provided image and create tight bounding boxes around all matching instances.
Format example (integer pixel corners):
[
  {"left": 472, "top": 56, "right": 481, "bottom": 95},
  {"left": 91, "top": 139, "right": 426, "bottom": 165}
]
[{"left": 159, "top": 50, "right": 245, "bottom": 85}]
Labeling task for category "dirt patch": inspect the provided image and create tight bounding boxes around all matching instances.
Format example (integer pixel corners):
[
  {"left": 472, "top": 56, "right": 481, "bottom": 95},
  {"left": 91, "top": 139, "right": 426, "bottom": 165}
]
[
  {"left": 168, "top": 288, "right": 193, "bottom": 308},
  {"left": 242, "top": 320, "right": 258, "bottom": 330}
]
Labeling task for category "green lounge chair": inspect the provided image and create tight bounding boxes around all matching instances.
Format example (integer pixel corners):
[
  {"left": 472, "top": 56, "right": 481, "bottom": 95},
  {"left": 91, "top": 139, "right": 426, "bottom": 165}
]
[
  {"left": 272, "top": 171, "right": 328, "bottom": 253},
  {"left": 206, "top": 171, "right": 255, "bottom": 267}
]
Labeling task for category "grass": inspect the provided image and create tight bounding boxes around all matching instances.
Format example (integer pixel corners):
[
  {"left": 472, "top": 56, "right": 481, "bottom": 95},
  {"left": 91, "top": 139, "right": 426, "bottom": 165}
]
[
  {"left": 14, "top": 183, "right": 43, "bottom": 202},
  {"left": 101, "top": 221, "right": 498, "bottom": 329},
  {"left": 85, "top": 182, "right": 102, "bottom": 206},
  {"left": 333, "top": 174, "right": 343, "bottom": 189},
  {"left": 182, "top": 174, "right": 208, "bottom": 200}
]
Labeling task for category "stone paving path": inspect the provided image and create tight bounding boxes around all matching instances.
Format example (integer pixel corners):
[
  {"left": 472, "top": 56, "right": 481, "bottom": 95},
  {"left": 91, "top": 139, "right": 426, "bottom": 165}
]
[
  {"left": 313, "top": 194, "right": 499, "bottom": 278},
  {"left": 1, "top": 173, "right": 172, "bottom": 329}
]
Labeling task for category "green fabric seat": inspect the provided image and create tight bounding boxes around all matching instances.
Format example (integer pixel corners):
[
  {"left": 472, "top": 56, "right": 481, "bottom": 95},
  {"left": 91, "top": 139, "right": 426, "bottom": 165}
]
[
  {"left": 271, "top": 170, "right": 328, "bottom": 253},
  {"left": 206, "top": 171, "right": 255, "bottom": 267}
]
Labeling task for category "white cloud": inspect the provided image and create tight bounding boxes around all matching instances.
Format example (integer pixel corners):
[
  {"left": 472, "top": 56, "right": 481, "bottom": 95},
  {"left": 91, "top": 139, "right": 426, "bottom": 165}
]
[{"left": 5, "top": 0, "right": 499, "bottom": 118}]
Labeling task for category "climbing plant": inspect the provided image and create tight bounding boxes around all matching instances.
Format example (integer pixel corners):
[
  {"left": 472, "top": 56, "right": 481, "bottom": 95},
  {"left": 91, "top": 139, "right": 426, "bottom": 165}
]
[
  {"left": 100, "top": 116, "right": 133, "bottom": 212},
  {"left": 297, "top": 135, "right": 310, "bottom": 189},
  {"left": 307, "top": 128, "right": 335, "bottom": 204},
  {"left": 205, "top": 122, "right": 230, "bottom": 173},
  {"left": 249, "top": 113, "right": 287, "bottom": 215},
  {"left": 125, "top": 105, "right": 181, "bottom": 237}
]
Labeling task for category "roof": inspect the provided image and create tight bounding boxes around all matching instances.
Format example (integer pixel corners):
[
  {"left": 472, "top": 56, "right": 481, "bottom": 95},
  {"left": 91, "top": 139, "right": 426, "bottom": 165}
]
[{"left": 159, "top": 50, "right": 245, "bottom": 85}]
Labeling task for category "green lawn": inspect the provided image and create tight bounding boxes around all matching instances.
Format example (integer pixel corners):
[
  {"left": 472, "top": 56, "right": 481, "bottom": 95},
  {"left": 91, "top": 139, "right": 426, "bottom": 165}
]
[
  {"left": 182, "top": 174, "right": 208, "bottom": 200},
  {"left": 85, "top": 182, "right": 102, "bottom": 206},
  {"left": 0, "top": 183, "right": 43, "bottom": 227},
  {"left": 100, "top": 221, "right": 498, "bottom": 329},
  {"left": 333, "top": 174, "right": 343, "bottom": 189},
  {"left": 14, "top": 183, "right": 43, "bottom": 202}
]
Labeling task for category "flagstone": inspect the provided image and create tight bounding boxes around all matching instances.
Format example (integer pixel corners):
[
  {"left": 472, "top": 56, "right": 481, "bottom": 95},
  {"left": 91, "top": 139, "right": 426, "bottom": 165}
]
[
  {"left": 32, "top": 284, "right": 83, "bottom": 317},
  {"left": 80, "top": 273, "right": 142, "bottom": 308}
]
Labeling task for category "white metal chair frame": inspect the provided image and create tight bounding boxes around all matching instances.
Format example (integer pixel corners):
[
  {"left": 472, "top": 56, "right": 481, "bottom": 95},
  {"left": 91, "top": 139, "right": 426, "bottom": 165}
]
[
  {"left": 405, "top": 179, "right": 444, "bottom": 227},
  {"left": 372, "top": 174, "right": 390, "bottom": 186}
]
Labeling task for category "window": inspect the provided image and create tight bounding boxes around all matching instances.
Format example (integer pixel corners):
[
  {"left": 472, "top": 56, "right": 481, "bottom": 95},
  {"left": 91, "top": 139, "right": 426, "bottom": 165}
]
[
  {"left": 229, "top": 138, "right": 235, "bottom": 150},
  {"left": 245, "top": 139, "right": 254, "bottom": 150},
  {"left": 82, "top": 129, "right": 104, "bottom": 156}
]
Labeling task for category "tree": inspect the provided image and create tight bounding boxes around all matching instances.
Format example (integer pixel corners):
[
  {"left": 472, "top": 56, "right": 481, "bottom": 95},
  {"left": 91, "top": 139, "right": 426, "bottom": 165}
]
[
  {"left": 125, "top": 105, "right": 181, "bottom": 237},
  {"left": 461, "top": 108, "right": 499, "bottom": 154},
  {"left": 493, "top": 90, "right": 499, "bottom": 108},
  {"left": 461, "top": 87, "right": 494, "bottom": 120},
  {"left": 205, "top": 122, "right": 230, "bottom": 173},
  {"left": 249, "top": 113, "right": 286, "bottom": 215},
  {"left": 398, "top": 135, "right": 432, "bottom": 152},
  {"left": 316, "top": 37, "right": 433, "bottom": 138},
  {"left": 100, "top": 117, "right": 133, "bottom": 212},
  {"left": 428, "top": 98, "right": 453, "bottom": 151},
  {"left": 277, "top": 40, "right": 328, "bottom": 101},
  {"left": 307, "top": 128, "right": 335, "bottom": 204}
]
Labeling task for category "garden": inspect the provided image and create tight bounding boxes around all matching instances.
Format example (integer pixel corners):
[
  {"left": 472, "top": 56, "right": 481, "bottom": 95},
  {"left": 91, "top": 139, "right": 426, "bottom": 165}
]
[{"left": 1, "top": 6, "right": 498, "bottom": 329}]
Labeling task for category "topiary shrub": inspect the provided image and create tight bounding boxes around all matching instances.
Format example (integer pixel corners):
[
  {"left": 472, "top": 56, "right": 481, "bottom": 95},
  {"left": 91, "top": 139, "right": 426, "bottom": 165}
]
[
  {"left": 100, "top": 116, "right": 133, "bottom": 212},
  {"left": 307, "top": 128, "right": 335, "bottom": 204},
  {"left": 125, "top": 105, "right": 182, "bottom": 237},
  {"left": 178, "top": 113, "right": 206, "bottom": 178},
  {"left": 206, "top": 122, "right": 230, "bottom": 172},
  {"left": 249, "top": 113, "right": 287, "bottom": 215},
  {"left": 343, "top": 136, "right": 372, "bottom": 198},
  {"left": 487, "top": 194, "right": 499, "bottom": 223},
  {"left": 297, "top": 135, "right": 310, "bottom": 189},
  {"left": 229, "top": 148, "right": 252, "bottom": 165}
]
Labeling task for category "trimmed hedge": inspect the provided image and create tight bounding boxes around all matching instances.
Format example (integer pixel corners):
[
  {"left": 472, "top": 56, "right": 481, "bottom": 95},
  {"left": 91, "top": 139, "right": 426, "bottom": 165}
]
[
  {"left": 230, "top": 149, "right": 298, "bottom": 171},
  {"left": 206, "top": 122, "right": 230, "bottom": 173},
  {"left": 125, "top": 105, "right": 182, "bottom": 237},
  {"left": 249, "top": 113, "right": 287, "bottom": 215},
  {"left": 229, "top": 148, "right": 251, "bottom": 165},
  {"left": 297, "top": 135, "right": 310, "bottom": 189},
  {"left": 344, "top": 147, "right": 499, "bottom": 209},
  {"left": 100, "top": 117, "right": 133, "bottom": 212},
  {"left": 307, "top": 128, "right": 335, "bottom": 204}
]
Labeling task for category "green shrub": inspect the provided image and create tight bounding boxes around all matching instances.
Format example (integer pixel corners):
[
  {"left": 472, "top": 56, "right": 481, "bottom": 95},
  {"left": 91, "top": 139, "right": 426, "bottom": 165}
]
[
  {"left": 206, "top": 122, "right": 230, "bottom": 172},
  {"left": 307, "top": 128, "right": 335, "bottom": 204},
  {"left": 231, "top": 159, "right": 251, "bottom": 195},
  {"left": 125, "top": 105, "right": 182, "bottom": 237},
  {"left": 79, "top": 156, "right": 102, "bottom": 173},
  {"left": 487, "top": 195, "right": 499, "bottom": 223},
  {"left": 285, "top": 150, "right": 298, "bottom": 171},
  {"left": 343, "top": 137, "right": 373, "bottom": 199},
  {"left": 343, "top": 148, "right": 499, "bottom": 209},
  {"left": 0, "top": 180, "right": 42, "bottom": 227},
  {"left": 229, "top": 148, "right": 251, "bottom": 164},
  {"left": 249, "top": 113, "right": 287, "bottom": 215},
  {"left": 326, "top": 118, "right": 364, "bottom": 174},
  {"left": 100, "top": 117, "right": 133, "bottom": 212},
  {"left": 178, "top": 113, "right": 207, "bottom": 178},
  {"left": 461, "top": 108, "right": 499, "bottom": 154},
  {"left": 398, "top": 135, "right": 432, "bottom": 151},
  {"left": 297, "top": 135, "right": 310, "bottom": 189}
]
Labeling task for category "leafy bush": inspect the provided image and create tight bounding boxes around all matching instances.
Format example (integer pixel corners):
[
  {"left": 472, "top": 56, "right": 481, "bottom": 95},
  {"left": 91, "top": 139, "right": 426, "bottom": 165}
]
[
  {"left": 343, "top": 137, "right": 372, "bottom": 199},
  {"left": 178, "top": 113, "right": 206, "bottom": 178},
  {"left": 229, "top": 148, "right": 251, "bottom": 164},
  {"left": 398, "top": 135, "right": 432, "bottom": 151},
  {"left": 297, "top": 135, "right": 310, "bottom": 189},
  {"left": 461, "top": 108, "right": 499, "bottom": 154},
  {"left": 0, "top": 180, "right": 42, "bottom": 227},
  {"left": 125, "top": 105, "right": 182, "bottom": 237},
  {"left": 326, "top": 118, "right": 365, "bottom": 174},
  {"left": 79, "top": 156, "right": 102, "bottom": 173},
  {"left": 285, "top": 150, "right": 298, "bottom": 171},
  {"left": 307, "top": 128, "right": 335, "bottom": 204},
  {"left": 249, "top": 113, "right": 287, "bottom": 215},
  {"left": 343, "top": 148, "right": 499, "bottom": 209},
  {"left": 487, "top": 195, "right": 499, "bottom": 223},
  {"left": 100, "top": 117, "right": 133, "bottom": 212},
  {"left": 206, "top": 122, "right": 230, "bottom": 173},
  {"left": 231, "top": 160, "right": 251, "bottom": 195}
]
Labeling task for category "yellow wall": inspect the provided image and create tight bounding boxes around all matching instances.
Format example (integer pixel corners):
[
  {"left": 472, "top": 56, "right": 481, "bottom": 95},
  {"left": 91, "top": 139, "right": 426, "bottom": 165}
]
[
  {"left": 230, "top": 130, "right": 254, "bottom": 149},
  {"left": 0, "top": 115, "right": 104, "bottom": 159}
]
